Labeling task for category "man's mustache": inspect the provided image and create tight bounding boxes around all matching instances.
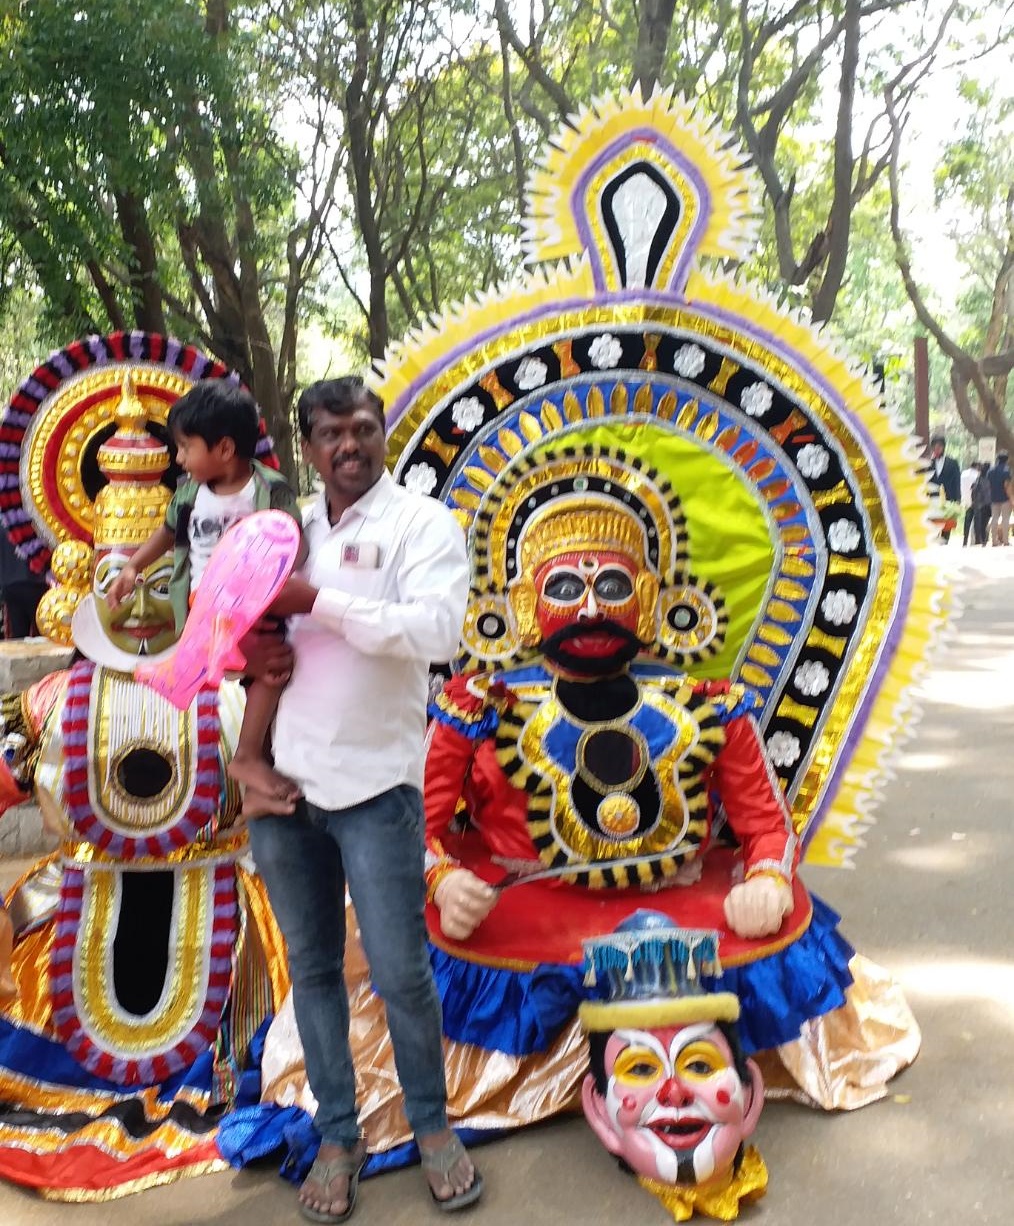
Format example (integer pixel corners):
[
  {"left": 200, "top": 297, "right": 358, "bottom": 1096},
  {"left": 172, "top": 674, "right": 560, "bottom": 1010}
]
[
  {"left": 541, "top": 620, "right": 644, "bottom": 654},
  {"left": 539, "top": 620, "right": 645, "bottom": 674}
]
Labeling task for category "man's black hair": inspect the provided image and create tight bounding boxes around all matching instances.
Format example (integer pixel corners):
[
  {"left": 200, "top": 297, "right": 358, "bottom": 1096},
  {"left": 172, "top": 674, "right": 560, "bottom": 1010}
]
[
  {"left": 297, "top": 376, "right": 385, "bottom": 440},
  {"left": 586, "top": 1017, "right": 752, "bottom": 1095},
  {"left": 167, "top": 381, "right": 261, "bottom": 461},
  {"left": 930, "top": 434, "right": 946, "bottom": 447}
]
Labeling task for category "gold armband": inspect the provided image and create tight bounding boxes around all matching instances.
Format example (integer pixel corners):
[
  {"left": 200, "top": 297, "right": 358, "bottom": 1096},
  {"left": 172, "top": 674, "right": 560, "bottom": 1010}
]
[{"left": 744, "top": 867, "right": 791, "bottom": 889}]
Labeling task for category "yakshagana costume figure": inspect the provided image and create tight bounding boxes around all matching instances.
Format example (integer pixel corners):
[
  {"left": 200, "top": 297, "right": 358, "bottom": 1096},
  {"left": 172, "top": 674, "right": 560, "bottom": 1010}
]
[
  {"left": 0, "top": 335, "right": 288, "bottom": 1200},
  {"left": 221, "top": 88, "right": 943, "bottom": 1201}
]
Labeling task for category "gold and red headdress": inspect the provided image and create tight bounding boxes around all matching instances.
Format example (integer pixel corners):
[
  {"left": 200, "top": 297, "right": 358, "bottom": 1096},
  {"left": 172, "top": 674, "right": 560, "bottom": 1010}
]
[{"left": 0, "top": 332, "right": 276, "bottom": 645}]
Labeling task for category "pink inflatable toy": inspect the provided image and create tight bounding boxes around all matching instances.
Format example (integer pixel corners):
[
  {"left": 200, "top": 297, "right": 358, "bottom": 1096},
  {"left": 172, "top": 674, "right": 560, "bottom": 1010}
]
[{"left": 135, "top": 509, "right": 301, "bottom": 709}]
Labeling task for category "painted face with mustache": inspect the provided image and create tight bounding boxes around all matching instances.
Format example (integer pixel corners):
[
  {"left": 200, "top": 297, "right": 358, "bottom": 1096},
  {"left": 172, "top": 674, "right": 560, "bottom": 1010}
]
[
  {"left": 534, "top": 550, "right": 645, "bottom": 674},
  {"left": 583, "top": 1022, "right": 763, "bottom": 1187}
]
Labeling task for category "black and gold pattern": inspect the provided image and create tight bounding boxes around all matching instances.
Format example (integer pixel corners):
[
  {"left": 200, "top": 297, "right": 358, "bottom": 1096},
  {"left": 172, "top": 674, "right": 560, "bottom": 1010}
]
[{"left": 492, "top": 678, "right": 726, "bottom": 889}]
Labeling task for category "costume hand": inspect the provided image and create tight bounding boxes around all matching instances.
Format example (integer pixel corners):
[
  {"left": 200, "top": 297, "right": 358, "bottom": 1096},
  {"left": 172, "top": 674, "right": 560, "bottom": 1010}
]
[
  {"left": 723, "top": 875, "right": 792, "bottom": 939},
  {"left": 238, "top": 623, "right": 294, "bottom": 682},
  {"left": 433, "top": 870, "right": 498, "bottom": 940},
  {"left": 106, "top": 565, "right": 138, "bottom": 610},
  {"left": 267, "top": 575, "right": 319, "bottom": 618}
]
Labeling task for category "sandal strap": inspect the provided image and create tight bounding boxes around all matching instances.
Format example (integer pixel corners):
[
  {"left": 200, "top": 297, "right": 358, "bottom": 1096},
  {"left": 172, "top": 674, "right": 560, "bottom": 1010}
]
[
  {"left": 306, "top": 1142, "right": 367, "bottom": 1188},
  {"left": 419, "top": 1133, "right": 468, "bottom": 1179}
]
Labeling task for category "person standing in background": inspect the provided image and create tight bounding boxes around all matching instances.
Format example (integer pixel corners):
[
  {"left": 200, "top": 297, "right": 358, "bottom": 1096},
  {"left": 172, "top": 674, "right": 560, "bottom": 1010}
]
[
  {"left": 961, "top": 459, "right": 980, "bottom": 546},
  {"left": 987, "top": 452, "right": 1012, "bottom": 546},
  {"left": 0, "top": 532, "right": 47, "bottom": 639},
  {"left": 927, "top": 435, "right": 961, "bottom": 543},
  {"left": 971, "top": 462, "right": 992, "bottom": 546}
]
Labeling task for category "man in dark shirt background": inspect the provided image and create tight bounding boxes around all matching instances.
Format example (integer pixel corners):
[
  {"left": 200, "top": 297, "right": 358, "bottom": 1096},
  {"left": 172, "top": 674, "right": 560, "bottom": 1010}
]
[
  {"left": 927, "top": 435, "right": 961, "bottom": 542},
  {"left": 0, "top": 532, "right": 47, "bottom": 638},
  {"left": 987, "top": 452, "right": 1012, "bottom": 546}
]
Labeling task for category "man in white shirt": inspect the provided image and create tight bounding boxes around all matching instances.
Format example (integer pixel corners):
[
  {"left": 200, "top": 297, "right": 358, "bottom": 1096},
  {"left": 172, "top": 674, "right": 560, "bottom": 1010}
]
[
  {"left": 960, "top": 461, "right": 979, "bottom": 545},
  {"left": 248, "top": 377, "right": 479, "bottom": 1221}
]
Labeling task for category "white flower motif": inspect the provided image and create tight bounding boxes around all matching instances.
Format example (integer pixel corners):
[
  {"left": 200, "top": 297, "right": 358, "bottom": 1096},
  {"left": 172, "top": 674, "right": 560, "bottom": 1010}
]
[
  {"left": 451, "top": 396, "right": 484, "bottom": 432},
  {"left": 766, "top": 731, "right": 801, "bottom": 768},
  {"left": 589, "top": 333, "right": 623, "bottom": 370},
  {"left": 673, "top": 343, "right": 706, "bottom": 378},
  {"left": 740, "top": 381, "right": 773, "bottom": 417},
  {"left": 794, "top": 660, "right": 830, "bottom": 697},
  {"left": 827, "top": 518, "right": 861, "bottom": 553},
  {"left": 821, "top": 589, "right": 858, "bottom": 626},
  {"left": 797, "top": 443, "right": 830, "bottom": 480},
  {"left": 404, "top": 462, "right": 438, "bottom": 496},
  {"left": 515, "top": 357, "right": 548, "bottom": 390}
]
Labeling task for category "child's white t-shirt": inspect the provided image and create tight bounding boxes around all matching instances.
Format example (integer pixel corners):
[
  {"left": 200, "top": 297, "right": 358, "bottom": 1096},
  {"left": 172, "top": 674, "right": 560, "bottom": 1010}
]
[{"left": 188, "top": 478, "right": 257, "bottom": 590}]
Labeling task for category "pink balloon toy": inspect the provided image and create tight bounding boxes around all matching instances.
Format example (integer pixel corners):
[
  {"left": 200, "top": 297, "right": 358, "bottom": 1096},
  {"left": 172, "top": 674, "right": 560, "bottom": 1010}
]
[{"left": 135, "top": 509, "right": 301, "bottom": 710}]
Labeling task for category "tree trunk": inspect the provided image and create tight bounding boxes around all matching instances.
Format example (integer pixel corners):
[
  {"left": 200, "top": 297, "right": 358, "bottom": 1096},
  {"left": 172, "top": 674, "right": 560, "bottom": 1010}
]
[
  {"left": 810, "top": 0, "right": 860, "bottom": 323},
  {"left": 345, "top": 0, "right": 390, "bottom": 360},
  {"left": 114, "top": 189, "right": 167, "bottom": 333},
  {"left": 631, "top": 0, "right": 678, "bottom": 97}
]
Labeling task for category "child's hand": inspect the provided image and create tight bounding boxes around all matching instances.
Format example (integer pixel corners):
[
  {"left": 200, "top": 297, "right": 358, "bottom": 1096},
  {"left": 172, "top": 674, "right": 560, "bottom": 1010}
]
[{"left": 107, "top": 565, "right": 139, "bottom": 609}]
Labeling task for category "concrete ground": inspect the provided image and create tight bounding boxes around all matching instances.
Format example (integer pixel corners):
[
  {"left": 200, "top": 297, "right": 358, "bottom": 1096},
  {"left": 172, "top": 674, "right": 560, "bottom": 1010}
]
[{"left": 2, "top": 544, "right": 1013, "bottom": 1224}]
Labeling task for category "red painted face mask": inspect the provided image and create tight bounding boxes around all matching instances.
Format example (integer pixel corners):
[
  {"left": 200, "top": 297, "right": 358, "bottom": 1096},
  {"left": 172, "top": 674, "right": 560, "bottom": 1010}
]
[{"left": 533, "top": 550, "right": 643, "bottom": 669}]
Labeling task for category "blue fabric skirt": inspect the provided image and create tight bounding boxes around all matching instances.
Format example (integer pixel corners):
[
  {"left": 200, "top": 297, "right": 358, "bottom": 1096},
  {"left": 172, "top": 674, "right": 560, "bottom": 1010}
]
[
  {"left": 434, "top": 893, "right": 853, "bottom": 1057},
  {"left": 217, "top": 894, "right": 855, "bottom": 1179}
]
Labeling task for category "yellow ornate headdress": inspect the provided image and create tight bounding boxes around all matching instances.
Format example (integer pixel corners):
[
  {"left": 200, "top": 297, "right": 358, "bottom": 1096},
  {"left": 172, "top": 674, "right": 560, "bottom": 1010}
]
[
  {"left": 375, "top": 86, "right": 947, "bottom": 866},
  {"left": 458, "top": 442, "right": 725, "bottom": 664},
  {"left": 92, "top": 371, "right": 173, "bottom": 550},
  {"left": 35, "top": 373, "right": 174, "bottom": 643},
  {"left": 519, "top": 502, "right": 649, "bottom": 576},
  {"left": 0, "top": 332, "right": 261, "bottom": 646}
]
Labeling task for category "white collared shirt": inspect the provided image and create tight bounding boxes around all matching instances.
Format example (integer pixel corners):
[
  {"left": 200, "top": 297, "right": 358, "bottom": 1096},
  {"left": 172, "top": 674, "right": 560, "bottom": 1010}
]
[{"left": 273, "top": 471, "right": 468, "bottom": 809}]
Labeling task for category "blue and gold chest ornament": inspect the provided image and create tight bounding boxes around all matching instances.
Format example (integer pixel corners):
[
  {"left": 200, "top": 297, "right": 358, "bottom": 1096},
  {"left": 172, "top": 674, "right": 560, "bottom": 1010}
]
[
  {"left": 496, "top": 676, "right": 732, "bottom": 889},
  {"left": 380, "top": 87, "right": 945, "bottom": 869}
]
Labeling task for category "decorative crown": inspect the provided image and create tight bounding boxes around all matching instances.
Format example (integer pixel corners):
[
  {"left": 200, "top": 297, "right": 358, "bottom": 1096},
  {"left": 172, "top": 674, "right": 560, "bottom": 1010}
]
[
  {"left": 92, "top": 371, "right": 173, "bottom": 551},
  {"left": 519, "top": 501, "right": 651, "bottom": 575},
  {"left": 578, "top": 910, "right": 739, "bottom": 1032}
]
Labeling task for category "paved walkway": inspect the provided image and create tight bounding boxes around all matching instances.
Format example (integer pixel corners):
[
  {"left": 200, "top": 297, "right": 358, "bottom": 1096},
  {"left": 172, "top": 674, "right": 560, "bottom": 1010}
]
[{"left": 2, "top": 545, "right": 1013, "bottom": 1223}]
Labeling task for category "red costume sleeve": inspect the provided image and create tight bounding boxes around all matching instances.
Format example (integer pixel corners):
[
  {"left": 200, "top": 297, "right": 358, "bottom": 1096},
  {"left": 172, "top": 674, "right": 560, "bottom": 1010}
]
[
  {"left": 709, "top": 715, "right": 800, "bottom": 882},
  {"left": 423, "top": 674, "right": 487, "bottom": 901},
  {"left": 424, "top": 718, "right": 478, "bottom": 854},
  {"left": 0, "top": 763, "right": 29, "bottom": 815}
]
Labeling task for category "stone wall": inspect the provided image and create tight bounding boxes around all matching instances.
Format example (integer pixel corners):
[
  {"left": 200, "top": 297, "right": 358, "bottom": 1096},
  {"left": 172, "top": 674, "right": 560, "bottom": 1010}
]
[{"left": 0, "top": 800, "right": 56, "bottom": 860}]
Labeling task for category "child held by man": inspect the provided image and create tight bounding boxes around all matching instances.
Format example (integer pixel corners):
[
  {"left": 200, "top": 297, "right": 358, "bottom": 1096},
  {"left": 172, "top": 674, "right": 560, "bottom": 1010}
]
[{"left": 107, "top": 381, "right": 306, "bottom": 816}]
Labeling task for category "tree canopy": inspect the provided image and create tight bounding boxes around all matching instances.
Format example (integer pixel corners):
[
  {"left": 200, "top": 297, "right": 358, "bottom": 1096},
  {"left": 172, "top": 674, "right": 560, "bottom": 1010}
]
[{"left": 1, "top": 0, "right": 1011, "bottom": 474}]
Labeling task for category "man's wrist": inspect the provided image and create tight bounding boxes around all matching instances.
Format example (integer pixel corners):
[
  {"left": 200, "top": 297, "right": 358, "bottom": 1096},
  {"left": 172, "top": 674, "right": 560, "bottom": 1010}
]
[
  {"left": 425, "top": 840, "right": 461, "bottom": 904},
  {"left": 310, "top": 587, "right": 352, "bottom": 627}
]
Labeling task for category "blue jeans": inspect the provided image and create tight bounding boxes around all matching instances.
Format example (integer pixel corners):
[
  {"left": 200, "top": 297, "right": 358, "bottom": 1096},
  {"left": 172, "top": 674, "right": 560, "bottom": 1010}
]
[{"left": 248, "top": 784, "right": 448, "bottom": 1148}]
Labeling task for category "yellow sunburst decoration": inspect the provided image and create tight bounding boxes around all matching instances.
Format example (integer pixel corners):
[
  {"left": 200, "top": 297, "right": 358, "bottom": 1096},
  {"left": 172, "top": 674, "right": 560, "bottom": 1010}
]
[{"left": 523, "top": 86, "right": 760, "bottom": 285}]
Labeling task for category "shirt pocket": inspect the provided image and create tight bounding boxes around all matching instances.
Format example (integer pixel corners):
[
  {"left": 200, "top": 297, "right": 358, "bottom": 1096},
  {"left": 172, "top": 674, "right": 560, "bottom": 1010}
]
[{"left": 332, "top": 564, "right": 385, "bottom": 600}]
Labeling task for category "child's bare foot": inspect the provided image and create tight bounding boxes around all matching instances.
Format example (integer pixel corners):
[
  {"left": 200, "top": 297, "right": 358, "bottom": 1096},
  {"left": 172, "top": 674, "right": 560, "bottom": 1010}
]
[
  {"left": 238, "top": 786, "right": 297, "bottom": 822},
  {"left": 228, "top": 754, "right": 302, "bottom": 804}
]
